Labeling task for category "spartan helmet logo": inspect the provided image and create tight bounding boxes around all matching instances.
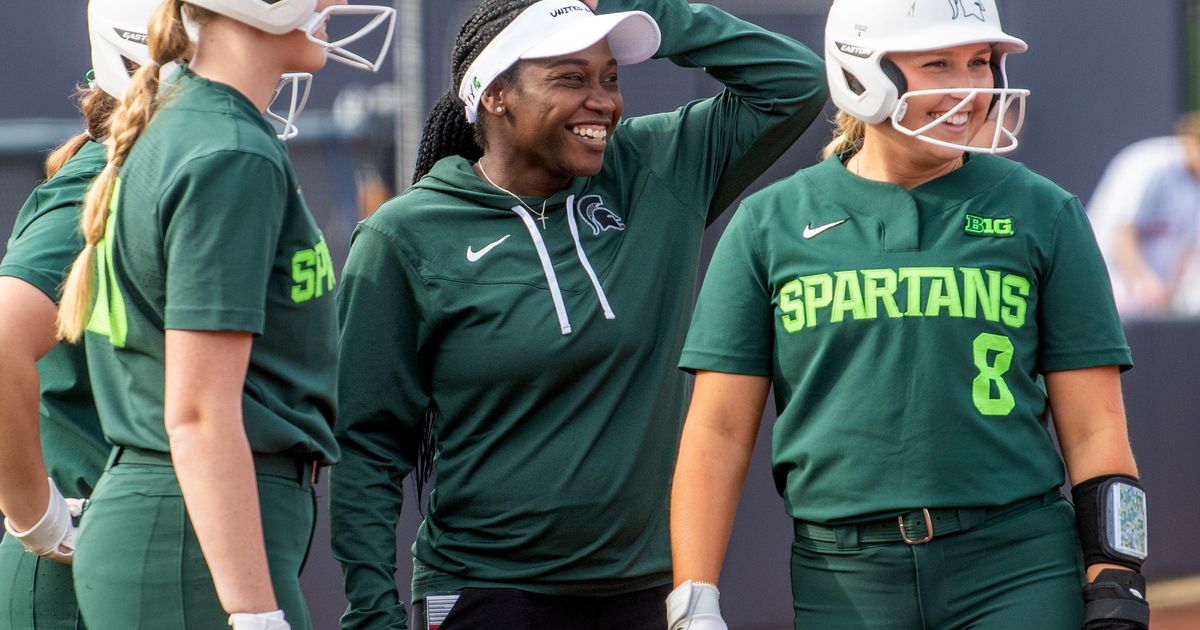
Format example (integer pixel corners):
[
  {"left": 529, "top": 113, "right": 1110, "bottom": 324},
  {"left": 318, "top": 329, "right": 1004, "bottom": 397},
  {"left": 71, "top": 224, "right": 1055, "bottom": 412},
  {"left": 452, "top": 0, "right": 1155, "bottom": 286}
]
[
  {"left": 576, "top": 195, "right": 625, "bottom": 236},
  {"left": 949, "top": 0, "right": 986, "bottom": 21}
]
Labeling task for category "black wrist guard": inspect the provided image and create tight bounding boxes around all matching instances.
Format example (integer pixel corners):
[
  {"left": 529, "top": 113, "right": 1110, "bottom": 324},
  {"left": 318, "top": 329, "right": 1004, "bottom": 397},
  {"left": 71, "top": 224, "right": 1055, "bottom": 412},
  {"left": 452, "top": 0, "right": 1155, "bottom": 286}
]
[
  {"left": 1072, "top": 474, "right": 1148, "bottom": 571},
  {"left": 1082, "top": 569, "right": 1149, "bottom": 629}
]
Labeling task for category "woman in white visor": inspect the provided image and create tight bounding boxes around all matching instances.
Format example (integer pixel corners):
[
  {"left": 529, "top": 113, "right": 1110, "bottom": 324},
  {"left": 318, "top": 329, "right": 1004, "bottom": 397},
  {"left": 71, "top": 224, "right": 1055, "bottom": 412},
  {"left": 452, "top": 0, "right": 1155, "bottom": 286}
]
[
  {"left": 330, "top": 0, "right": 828, "bottom": 628},
  {"left": 671, "top": 0, "right": 1147, "bottom": 628},
  {"left": 52, "top": 1, "right": 393, "bottom": 629}
]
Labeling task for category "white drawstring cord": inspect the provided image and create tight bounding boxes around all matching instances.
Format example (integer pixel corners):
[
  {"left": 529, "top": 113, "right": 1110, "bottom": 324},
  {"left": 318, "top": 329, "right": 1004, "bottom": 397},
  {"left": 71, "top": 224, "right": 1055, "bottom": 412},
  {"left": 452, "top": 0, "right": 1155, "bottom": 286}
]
[
  {"left": 511, "top": 205, "right": 572, "bottom": 335},
  {"left": 565, "top": 195, "right": 616, "bottom": 320}
]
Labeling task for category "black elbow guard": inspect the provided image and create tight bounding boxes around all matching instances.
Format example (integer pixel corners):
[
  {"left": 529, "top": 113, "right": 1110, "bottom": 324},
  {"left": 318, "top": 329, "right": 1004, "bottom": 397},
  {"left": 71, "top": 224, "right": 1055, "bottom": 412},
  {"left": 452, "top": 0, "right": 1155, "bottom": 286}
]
[{"left": 1072, "top": 474, "right": 1148, "bottom": 571}]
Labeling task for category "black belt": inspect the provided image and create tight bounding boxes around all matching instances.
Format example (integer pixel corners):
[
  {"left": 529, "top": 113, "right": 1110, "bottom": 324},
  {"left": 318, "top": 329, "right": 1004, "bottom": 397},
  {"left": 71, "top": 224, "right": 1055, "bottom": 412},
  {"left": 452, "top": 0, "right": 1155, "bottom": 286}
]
[
  {"left": 109, "top": 446, "right": 320, "bottom": 486},
  {"left": 793, "top": 491, "right": 1059, "bottom": 546}
]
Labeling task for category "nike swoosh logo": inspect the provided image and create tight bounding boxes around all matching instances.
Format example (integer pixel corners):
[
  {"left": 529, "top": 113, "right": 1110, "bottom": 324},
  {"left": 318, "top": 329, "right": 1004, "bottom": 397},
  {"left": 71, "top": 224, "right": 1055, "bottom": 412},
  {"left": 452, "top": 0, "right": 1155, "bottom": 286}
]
[
  {"left": 803, "top": 219, "right": 848, "bottom": 239},
  {"left": 466, "top": 234, "right": 511, "bottom": 262}
]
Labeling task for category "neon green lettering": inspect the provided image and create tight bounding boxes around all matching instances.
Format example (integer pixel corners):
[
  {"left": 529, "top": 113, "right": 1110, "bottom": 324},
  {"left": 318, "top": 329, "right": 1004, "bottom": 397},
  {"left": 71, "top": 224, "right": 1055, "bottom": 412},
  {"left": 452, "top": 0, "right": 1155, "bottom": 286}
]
[
  {"left": 291, "top": 250, "right": 316, "bottom": 303},
  {"left": 800, "top": 273, "right": 833, "bottom": 328},
  {"left": 898, "top": 268, "right": 937, "bottom": 317},
  {"left": 972, "top": 332, "right": 1016, "bottom": 415},
  {"left": 779, "top": 279, "right": 804, "bottom": 333},
  {"left": 831, "top": 271, "right": 866, "bottom": 323},
  {"left": 961, "top": 268, "right": 1002, "bottom": 322},
  {"left": 924, "top": 267, "right": 962, "bottom": 318},
  {"left": 862, "top": 269, "right": 901, "bottom": 319},
  {"left": 1000, "top": 274, "right": 1030, "bottom": 328},
  {"left": 86, "top": 178, "right": 129, "bottom": 348}
]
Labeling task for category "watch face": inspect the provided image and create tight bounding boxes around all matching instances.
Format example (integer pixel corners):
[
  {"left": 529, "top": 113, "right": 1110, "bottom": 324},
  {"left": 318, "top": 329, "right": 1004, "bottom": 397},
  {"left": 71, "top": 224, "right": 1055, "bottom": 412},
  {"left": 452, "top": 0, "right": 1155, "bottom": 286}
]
[{"left": 1108, "top": 481, "right": 1148, "bottom": 561}]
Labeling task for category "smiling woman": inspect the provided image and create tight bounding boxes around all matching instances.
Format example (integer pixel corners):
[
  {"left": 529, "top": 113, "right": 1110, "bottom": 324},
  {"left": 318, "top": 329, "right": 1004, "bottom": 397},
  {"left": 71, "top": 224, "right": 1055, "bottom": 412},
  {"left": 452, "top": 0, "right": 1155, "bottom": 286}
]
[
  {"left": 670, "top": 0, "right": 1148, "bottom": 628},
  {"left": 328, "top": 0, "right": 829, "bottom": 628}
]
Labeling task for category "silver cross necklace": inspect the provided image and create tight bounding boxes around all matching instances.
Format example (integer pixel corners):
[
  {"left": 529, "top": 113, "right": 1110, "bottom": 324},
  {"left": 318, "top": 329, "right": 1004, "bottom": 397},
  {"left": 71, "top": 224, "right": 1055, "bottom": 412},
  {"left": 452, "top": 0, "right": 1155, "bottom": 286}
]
[{"left": 477, "top": 161, "right": 550, "bottom": 229}]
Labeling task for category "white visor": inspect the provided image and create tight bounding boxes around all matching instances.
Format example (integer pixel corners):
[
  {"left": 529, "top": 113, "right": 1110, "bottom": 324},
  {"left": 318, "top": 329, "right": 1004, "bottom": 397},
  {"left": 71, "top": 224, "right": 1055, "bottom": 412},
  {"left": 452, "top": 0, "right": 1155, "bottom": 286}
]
[
  {"left": 267, "top": 72, "right": 313, "bottom": 141},
  {"left": 458, "top": 0, "right": 661, "bottom": 123}
]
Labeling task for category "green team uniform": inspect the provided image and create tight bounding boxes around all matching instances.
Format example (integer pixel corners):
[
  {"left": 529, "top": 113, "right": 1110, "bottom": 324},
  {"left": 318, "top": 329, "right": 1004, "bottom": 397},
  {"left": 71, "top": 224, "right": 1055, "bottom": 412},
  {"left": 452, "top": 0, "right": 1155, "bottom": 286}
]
[
  {"left": 330, "top": 1, "right": 828, "bottom": 626},
  {"left": 71, "top": 67, "right": 338, "bottom": 630},
  {"left": 680, "top": 154, "right": 1133, "bottom": 628},
  {"left": 0, "top": 141, "right": 108, "bottom": 630}
]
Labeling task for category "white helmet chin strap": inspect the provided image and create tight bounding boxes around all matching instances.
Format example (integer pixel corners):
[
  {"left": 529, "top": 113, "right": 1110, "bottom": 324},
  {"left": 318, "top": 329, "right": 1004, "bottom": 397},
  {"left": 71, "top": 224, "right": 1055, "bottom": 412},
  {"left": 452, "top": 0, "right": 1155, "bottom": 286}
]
[
  {"left": 268, "top": 72, "right": 313, "bottom": 141},
  {"left": 890, "top": 87, "right": 1030, "bottom": 154},
  {"left": 299, "top": 5, "right": 396, "bottom": 72}
]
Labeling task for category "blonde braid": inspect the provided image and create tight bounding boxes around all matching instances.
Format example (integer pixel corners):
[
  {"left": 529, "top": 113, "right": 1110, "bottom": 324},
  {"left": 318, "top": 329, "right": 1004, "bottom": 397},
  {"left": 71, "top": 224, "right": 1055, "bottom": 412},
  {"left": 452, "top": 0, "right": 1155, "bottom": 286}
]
[
  {"left": 57, "top": 0, "right": 192, "bottom": 341},
  {"left": 821, "top": 110, "right": 867, "bottom": 160}
]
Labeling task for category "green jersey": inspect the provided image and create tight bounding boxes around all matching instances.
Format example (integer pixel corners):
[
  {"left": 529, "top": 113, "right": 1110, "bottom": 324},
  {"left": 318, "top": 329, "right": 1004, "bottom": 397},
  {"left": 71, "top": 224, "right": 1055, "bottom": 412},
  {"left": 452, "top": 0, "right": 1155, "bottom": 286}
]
[
  {"left": 84, "top": 67, "right": 338, "bottom": 463},
  {"left": 680, "top": 154, "right": 1133, "bottom": 524},
  {"left": 330, "top": 0, "right": 828, "bottom": 625},
  {"left": 0, "top": 141, "right": 108, "bottom": 498}
]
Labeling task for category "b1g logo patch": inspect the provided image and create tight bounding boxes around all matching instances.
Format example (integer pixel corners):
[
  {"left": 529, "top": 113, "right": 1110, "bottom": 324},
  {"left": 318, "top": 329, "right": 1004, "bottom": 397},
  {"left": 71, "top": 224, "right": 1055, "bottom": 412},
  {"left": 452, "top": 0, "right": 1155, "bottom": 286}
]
[
  {"left": 964, "top": 213, "right": 1014, "bottom": 238},
  {"left": 577, "top": 194, "right": 625, "bottom": 236}
]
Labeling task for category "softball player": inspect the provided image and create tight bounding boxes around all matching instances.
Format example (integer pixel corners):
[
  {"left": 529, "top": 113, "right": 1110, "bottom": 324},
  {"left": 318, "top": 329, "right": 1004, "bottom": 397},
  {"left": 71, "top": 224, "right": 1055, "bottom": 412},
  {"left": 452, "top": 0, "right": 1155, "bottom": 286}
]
[
  {"left": 0, "top": 2, "right": 158, "bottom": 628},
  {"left": 51, "top": 1, "right": 393, "bottom": 629},
  {"left": 669, "top": 1, "right": 1148, "bottom": 629},
  {"left": 329, "top": 0, "right": 828, "bottom": 627}
]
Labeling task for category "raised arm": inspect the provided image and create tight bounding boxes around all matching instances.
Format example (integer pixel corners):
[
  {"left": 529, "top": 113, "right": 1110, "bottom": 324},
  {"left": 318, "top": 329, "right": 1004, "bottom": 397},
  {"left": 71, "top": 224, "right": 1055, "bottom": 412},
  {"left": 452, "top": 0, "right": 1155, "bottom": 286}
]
[
  {"left": 330, "top": 224, "right": 427, "bottom": 630},
  {"left": 601, "top": 0, "right": 828, "bottom": 223}
]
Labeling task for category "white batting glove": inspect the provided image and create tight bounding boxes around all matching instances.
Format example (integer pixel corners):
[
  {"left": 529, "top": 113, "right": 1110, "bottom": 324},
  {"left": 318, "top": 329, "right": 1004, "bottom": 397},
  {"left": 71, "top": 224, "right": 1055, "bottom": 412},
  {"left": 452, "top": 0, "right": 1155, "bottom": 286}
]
[
  {"left": 3, "top": 478, "right": 84, "bottom": 565},
  {"left": 667, "top": 580, "right": 728, "bottom": 630},
  {"left": 229, "top": 610, "right": 290, "bottom": 630}
]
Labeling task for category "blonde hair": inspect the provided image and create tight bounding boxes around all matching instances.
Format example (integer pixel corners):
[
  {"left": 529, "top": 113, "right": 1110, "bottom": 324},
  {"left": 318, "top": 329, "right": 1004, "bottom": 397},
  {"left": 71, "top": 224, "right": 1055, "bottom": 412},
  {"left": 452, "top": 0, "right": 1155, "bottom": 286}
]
[
  {"left": 44, "top": 87, "right": 120, "bottom": 180},
  {"left": 57, "top": 0, "right": 200, "bottom": 341},
  {"left": 821, "top": 110, "right": 867, "bottom": 160}
]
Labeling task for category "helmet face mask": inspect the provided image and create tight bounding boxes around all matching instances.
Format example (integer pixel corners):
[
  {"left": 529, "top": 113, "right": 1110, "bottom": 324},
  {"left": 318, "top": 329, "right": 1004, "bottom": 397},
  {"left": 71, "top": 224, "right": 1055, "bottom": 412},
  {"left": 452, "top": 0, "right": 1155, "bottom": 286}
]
[
  {"left": 825, "top": 0, "right": 1030, "bottom": 154},
  {"left": 187, "top": 0, "right": 396, "bottom": 73},
  {"left": 267, "top": 72, "right": 312, "bottom": 141}
]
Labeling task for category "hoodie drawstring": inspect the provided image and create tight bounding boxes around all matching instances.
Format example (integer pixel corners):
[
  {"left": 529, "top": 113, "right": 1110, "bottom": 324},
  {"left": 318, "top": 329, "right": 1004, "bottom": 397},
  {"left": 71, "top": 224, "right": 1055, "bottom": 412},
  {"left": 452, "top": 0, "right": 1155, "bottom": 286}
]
[
  {"left": 511, "top": 195, "right": 617, "bottom": 336},
  {"left": 566, "top": 195, "right": 616, "bottom": 321},
  {"left": 512, "top": 205, "right": 572, "bottom": 335}
]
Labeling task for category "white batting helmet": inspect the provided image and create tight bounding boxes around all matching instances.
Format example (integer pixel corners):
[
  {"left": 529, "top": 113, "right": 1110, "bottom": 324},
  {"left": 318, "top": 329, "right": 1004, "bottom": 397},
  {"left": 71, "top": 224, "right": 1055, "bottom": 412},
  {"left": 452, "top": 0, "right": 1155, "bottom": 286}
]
[
  {"left": 88, "top": 0, "right": 164, "bottom": 99},
  {"left": 825, "top": 0, "right": 1030, "bottom": 153}
]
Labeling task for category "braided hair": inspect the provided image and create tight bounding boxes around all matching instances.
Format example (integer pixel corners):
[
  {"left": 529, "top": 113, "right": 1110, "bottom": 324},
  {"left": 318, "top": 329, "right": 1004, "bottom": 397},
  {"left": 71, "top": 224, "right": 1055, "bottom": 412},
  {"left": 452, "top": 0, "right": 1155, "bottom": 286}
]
[
  {"left": 411, "top": 0, "right": 538, "bottom": 182},
  {"left": 410, "top": 0, "right": 538, "bottom": 507}
]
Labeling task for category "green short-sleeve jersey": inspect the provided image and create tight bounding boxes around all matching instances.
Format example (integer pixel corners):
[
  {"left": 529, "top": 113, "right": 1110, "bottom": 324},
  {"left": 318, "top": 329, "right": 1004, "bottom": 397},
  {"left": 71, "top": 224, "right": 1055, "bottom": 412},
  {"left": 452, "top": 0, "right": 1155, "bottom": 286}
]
[
  {"left": 83, "top": 67, "right": 338, "bottom": 463},
  {"left": 680, "top": 154, "right": 1132, "bottom": 524},
  {"left": 0, "top": 141, "right": 108, "bottom": 498}
]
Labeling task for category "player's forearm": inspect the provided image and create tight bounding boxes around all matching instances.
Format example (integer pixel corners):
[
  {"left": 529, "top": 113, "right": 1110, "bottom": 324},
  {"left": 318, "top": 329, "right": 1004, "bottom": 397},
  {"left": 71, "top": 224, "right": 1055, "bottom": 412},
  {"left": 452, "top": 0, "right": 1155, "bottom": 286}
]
[
  {"left": 1047, "top": 367, "right": 1138, "bottom": 484},
  {"left": 168, "top": 417, "right": 279, "bottom": 614},
  {"left": 0, "top": 347, "right": 50, "bottom": 529},
  {"left": 670, "top": 422, "right": 753, "bottom": 585}
]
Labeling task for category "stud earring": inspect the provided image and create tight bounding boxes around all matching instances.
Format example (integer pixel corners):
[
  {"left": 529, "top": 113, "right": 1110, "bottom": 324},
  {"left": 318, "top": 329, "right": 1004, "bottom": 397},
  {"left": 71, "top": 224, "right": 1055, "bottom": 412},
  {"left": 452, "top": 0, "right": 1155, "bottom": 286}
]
[{"left": 496, "top": 106, "right": 505, "bottom": 113}]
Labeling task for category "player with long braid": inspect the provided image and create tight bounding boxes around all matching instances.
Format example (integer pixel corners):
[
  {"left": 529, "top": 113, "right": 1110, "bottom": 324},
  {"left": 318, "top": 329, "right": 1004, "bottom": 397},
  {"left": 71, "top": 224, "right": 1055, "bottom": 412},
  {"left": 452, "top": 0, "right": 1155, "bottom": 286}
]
[
  {"left": 52, "top": 1, "right": 393, "bottom": 629},
  {"left": 330, "top": 0, "right": 828, "bottom": 627},
  {"left": 0, "top": 3, "right": 158, "bottom": 627},
  {"left": 670, "top": 1, "right": 1147, "bottom": 628}
]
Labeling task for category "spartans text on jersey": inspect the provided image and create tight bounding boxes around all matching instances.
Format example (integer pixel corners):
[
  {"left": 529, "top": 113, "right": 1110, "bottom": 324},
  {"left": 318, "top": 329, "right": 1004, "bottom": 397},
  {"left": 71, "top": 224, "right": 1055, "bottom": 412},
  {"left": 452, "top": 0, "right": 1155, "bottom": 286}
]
[
  {"left": 291, "top": 236, "right": 335, "bottom": 303},
  {"left": 778, "top": 266, "right": 1030, "bottom": 332}
]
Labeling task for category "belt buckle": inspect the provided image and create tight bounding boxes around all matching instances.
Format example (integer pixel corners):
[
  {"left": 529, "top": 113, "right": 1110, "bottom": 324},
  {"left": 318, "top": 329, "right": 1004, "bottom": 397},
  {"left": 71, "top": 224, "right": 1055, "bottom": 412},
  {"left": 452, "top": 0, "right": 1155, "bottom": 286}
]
[{"left": 898, "top": 508, "right": 934, "bottom": 545}]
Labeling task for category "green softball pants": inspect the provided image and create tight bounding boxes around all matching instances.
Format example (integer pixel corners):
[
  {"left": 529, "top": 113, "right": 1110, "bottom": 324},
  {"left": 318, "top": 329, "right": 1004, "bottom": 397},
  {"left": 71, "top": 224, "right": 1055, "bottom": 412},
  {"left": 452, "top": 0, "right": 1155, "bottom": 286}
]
[
  {"left": 0, "top": 533, "right": 84, "bottom": 629},
  {"left": 790, "top": 492, "right": 1085, "bottom": 629},
  {"left": 71, "top": 448, "right": 318, "bottom": 630}
]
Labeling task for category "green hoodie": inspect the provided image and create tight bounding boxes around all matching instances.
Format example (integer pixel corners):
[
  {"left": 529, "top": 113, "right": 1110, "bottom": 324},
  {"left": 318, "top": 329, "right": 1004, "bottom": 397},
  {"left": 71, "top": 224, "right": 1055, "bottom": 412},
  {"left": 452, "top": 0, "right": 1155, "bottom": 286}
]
[{"left": 330, "top": 1, "right": 827, "bottom": 626}]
